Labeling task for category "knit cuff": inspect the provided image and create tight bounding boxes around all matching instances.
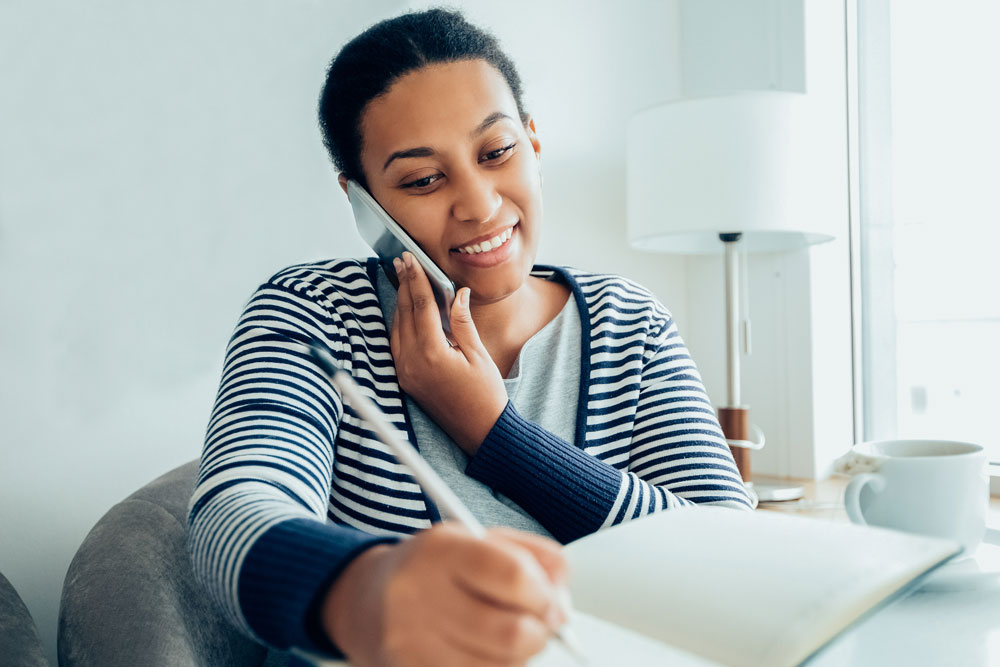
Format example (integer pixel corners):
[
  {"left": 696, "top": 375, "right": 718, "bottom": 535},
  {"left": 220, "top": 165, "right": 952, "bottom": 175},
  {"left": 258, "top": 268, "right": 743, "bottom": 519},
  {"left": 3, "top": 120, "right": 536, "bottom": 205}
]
[
  {"left": 466, "top": 402, "right": 622, "bottom": 544},
  {"left": 238, "top": 517, "right": 398, "bottom": 657}
]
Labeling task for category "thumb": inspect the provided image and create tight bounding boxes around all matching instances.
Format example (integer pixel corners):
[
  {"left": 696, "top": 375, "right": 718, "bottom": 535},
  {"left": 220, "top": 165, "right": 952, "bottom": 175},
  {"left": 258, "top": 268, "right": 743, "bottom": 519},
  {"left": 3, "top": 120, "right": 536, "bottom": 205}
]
[{"left": 448, "top": 287, "right": 486, "bottom": 353}]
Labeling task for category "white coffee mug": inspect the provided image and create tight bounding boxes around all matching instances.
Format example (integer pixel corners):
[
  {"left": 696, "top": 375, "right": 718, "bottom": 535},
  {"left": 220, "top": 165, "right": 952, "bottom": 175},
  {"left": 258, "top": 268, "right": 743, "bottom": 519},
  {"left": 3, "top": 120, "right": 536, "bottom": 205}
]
[{"left": 843, "top": 439, "right": 988, "bottom": 554}]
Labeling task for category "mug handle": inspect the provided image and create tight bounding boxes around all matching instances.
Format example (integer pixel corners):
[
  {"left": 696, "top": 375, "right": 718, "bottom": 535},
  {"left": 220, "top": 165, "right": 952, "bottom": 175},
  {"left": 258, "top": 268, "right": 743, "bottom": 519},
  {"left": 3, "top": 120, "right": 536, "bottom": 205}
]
[{"left": 844, "top": 472, "right": 887, "bottom": 525}]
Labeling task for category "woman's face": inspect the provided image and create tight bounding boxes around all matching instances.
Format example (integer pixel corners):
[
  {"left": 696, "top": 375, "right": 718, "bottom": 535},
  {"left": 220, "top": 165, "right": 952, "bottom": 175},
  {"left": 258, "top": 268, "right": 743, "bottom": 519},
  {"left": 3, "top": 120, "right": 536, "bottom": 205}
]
[{"left": 356, "top": 59, "right": 542, "bottom": 305}]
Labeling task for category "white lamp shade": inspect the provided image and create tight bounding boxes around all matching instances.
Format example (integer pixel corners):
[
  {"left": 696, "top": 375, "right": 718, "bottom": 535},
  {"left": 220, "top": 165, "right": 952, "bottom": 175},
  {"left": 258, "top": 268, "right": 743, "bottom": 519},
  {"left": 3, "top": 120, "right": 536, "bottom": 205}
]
[{"left": 626, "top": 92, "right": 835, "bottom": 254}]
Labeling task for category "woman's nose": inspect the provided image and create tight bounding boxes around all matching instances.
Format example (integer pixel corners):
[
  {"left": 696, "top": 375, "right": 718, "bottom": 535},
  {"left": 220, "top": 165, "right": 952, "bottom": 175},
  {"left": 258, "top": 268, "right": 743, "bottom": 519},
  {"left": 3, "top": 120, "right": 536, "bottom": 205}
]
[{"left": 450, "top": 171, "right": 502, "bottom": 224}]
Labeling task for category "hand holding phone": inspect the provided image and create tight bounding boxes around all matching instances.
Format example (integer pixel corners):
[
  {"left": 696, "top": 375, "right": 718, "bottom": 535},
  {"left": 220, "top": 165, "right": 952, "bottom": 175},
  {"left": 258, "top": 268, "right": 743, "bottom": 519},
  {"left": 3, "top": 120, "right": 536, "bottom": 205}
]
[
  {"left": 347, "top": 180, "right": 456, "bottom": 334},
  {"left": 392, "top": 255, "right": 509, "bottom": 453}
]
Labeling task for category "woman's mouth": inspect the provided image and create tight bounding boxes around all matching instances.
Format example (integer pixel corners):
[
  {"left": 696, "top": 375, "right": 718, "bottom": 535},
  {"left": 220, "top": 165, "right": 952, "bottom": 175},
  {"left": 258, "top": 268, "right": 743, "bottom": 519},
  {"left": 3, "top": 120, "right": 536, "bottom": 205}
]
[
  {"left": 453, "top": 225, "right": 516, "bottom": 255},
  {"left": 450, "top": 224, "right": 519, "bottom": 268}
]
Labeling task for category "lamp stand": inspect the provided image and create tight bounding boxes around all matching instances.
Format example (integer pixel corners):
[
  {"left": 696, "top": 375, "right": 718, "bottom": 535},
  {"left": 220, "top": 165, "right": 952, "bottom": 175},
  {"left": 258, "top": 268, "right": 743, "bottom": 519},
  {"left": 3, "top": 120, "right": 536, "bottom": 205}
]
[
  {"left": 717, "top": 233, "right": 804, "bottom": 502},
  {"left": 718, "top": 233, "right": 751, "bottom": 482}
]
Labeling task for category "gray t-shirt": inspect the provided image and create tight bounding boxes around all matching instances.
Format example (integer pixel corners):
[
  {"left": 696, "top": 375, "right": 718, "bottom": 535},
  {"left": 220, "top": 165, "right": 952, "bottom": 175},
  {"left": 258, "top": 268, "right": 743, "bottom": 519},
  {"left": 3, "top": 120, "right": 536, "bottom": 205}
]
[{"left": 375, "top": 269, "right": 581, "bottom": 538}]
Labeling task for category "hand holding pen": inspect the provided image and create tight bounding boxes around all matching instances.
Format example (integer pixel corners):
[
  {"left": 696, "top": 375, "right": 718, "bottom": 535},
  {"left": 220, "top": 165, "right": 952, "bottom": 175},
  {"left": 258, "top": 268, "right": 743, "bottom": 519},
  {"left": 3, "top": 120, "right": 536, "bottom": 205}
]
[
  {"left": 310, "top": 343, "right": 587, "bottom": 667},
  {"left": 317, "top": 523, "right": 574, "bottom": 667}
]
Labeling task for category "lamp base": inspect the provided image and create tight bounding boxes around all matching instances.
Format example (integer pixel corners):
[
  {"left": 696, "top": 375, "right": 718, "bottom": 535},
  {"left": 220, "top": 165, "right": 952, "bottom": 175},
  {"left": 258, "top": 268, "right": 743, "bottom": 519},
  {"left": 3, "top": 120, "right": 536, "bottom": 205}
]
[
  {"left": 749, "top": 481, "right": 806, "bottom": 503},
  {"left": 718, "top": 406, "right": 751, "bottom": 482}
]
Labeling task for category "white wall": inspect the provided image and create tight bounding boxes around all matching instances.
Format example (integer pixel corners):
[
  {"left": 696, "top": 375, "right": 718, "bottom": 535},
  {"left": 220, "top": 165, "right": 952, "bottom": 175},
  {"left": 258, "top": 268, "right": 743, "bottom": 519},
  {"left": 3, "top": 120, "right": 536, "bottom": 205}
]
[
  {"left": 680, "top": 0, "right": 805, "bottom": 94},
  {"left": 0, "top": 1, "right": 686, "bottom": 662},
  {"left": 0, "top": 1, "right": 404, "bottom": 662}
]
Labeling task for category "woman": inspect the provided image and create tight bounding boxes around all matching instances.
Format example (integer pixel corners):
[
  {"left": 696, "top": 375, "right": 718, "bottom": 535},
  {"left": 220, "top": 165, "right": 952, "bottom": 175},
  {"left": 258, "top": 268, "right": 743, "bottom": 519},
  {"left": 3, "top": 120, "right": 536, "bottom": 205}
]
[{"left": 188, "top": 8, "right": 754, "bottom": 667}]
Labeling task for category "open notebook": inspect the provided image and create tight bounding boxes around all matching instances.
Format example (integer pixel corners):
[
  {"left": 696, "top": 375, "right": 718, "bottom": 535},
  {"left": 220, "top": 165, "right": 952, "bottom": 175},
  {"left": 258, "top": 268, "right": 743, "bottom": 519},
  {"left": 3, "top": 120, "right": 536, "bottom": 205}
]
[
  {"left": 305, "top": 507, "right": 959, "bottom": 667},
  {"left": 531, "top": 507, "right": 960, "bottom": 667}
]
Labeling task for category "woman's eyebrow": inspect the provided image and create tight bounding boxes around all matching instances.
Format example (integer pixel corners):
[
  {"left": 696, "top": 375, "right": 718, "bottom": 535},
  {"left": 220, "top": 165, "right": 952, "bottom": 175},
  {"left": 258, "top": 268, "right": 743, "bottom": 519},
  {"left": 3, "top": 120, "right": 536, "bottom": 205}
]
[
  {"left": 382, "top": 112, "right": 514, "bottom": 171},
  {"left": 383, "top": 146, "right": 434, "bottom": 171},
  {"left": 471, "top": 111, "right": 512, "bottom": 137}
]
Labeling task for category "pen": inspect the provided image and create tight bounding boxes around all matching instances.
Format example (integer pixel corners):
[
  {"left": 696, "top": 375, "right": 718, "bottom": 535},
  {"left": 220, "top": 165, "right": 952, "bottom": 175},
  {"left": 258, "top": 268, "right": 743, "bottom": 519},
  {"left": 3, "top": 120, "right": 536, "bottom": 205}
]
[{"left": 309, "top": 342, "right": 588, "bottom": 666}]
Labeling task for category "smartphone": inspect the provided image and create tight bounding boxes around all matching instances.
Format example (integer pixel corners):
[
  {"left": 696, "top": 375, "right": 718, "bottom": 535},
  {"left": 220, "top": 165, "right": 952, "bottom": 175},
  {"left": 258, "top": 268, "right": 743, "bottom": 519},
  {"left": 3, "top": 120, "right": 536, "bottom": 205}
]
[{"left": 346, "top": 179, "right": 457, "bottom": 334}]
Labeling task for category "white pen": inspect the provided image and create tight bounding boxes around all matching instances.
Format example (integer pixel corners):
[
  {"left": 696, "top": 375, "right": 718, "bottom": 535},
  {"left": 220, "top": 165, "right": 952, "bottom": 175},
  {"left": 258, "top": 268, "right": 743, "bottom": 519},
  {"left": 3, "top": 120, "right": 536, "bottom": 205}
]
[{"left": 308, "top": 342, "right": 588, "bottom": 666}]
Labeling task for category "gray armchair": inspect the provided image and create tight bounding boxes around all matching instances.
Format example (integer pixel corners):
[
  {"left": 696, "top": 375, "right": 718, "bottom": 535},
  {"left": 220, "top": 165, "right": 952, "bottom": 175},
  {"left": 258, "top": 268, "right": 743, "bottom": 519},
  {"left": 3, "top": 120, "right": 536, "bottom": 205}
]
[
  {"left": 0, "top": 571, "right": 48, "bottom": 666},
  {"left": 58, "top": 459, "right": 293, "bottom": 666}
]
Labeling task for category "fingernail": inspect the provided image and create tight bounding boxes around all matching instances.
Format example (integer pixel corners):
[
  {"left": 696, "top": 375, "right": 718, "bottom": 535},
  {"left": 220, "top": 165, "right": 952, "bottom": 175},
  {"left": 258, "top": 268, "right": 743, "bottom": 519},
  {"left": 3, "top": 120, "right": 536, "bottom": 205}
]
[
  {"left": 459, "top": 288, "right": 468, "bottom": 306},
  {"left": 545, "top": 603, "right": 567, "bottom": 630},
  {"left": 393, "top": 257, "right": 402, "bottom": 274},
  {"left": 403, "top": 252, "right": 413, "bottom": 269}
]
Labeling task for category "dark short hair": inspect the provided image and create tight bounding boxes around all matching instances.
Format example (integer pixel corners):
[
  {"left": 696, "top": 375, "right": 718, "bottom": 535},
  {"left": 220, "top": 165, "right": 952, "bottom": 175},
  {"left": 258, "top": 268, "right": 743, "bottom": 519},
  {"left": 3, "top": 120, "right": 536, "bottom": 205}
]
[{"left": 318, "top": 8, "right": 528, "bottom": 187}]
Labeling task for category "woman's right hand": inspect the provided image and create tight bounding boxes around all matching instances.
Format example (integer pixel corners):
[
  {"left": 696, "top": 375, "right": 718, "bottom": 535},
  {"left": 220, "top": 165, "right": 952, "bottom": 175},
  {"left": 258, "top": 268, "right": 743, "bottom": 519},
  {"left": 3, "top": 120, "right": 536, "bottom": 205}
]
[{"left": 321, "top": 523, "right": 570, "bottom": 667}]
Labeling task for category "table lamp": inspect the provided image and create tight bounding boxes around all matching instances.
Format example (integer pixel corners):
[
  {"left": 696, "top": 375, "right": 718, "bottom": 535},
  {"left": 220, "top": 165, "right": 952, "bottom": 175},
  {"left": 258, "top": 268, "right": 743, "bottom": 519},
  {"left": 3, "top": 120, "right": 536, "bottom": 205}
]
[{"left": 626, "top": 91, "right": 833, "bottom": 500}]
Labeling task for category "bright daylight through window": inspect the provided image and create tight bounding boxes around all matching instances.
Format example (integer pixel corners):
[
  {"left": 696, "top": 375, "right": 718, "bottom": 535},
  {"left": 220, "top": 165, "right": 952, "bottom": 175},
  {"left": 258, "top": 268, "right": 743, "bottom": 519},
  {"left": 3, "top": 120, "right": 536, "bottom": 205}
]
[{"left": 857, "top": 0, "right": 1000, "bottom": 463}]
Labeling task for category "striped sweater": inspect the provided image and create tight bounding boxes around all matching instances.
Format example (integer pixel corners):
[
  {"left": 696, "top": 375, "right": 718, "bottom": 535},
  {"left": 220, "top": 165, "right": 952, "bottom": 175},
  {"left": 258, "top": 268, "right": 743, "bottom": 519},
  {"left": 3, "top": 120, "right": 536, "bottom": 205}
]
[{"left": 187, "top": 258, "right": 754, "bottom": 655}]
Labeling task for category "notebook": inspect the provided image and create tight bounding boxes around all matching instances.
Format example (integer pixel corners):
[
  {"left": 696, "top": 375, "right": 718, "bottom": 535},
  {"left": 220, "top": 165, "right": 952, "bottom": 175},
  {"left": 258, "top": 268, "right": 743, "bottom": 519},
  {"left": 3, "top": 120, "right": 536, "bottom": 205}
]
[{"left": 530, "top": 506, "right": 960, "bottom": 667}]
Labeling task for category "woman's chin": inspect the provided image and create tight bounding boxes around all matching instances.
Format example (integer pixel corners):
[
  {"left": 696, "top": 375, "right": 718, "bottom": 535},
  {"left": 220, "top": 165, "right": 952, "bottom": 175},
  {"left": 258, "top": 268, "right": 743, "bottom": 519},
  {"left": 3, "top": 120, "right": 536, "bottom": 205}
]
[{"left": 456, "top": 262, "right": 534, "bottom": 307}]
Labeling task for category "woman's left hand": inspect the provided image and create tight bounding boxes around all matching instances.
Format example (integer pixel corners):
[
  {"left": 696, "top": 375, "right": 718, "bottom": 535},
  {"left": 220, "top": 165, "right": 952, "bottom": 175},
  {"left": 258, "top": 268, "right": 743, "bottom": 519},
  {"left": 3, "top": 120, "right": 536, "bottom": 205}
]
[{"left": 390, "top": 252, "right": 508, "bottom": 455}]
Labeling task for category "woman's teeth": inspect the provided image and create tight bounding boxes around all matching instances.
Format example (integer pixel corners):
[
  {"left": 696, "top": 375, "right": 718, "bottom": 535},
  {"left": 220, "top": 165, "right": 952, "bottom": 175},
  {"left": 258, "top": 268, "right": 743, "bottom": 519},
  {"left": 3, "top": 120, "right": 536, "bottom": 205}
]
[{"left": 457, "top": 227, "right": 514, "bottom": 254}]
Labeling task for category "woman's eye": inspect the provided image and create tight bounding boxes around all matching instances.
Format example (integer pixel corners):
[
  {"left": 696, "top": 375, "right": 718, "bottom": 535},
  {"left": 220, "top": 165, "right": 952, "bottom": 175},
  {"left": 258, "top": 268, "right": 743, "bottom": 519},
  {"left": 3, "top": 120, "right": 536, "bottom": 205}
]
[
  {"left": 481, "top": 142, "right": 516, "bottom": 163},
  {"left": 400, "top": 174, "right": 441, "bottom": 189}
]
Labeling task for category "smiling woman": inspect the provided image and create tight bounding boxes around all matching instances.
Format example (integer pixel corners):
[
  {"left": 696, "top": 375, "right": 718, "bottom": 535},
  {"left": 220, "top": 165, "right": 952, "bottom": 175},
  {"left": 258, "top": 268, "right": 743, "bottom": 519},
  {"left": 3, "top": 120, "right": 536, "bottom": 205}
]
[{"left": 186, "top": 8, "right": 754, "bottom": 667}]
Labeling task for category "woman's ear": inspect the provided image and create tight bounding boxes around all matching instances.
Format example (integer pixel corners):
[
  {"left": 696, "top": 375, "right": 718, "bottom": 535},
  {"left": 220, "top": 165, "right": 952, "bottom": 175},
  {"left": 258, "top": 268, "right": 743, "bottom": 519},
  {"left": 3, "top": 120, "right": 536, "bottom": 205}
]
[
  {"left": 337, "top": 173, "right": 349, "bottom": 196},
  {"left": 524, "top": 116, "right": 541, "bottom": 160}
]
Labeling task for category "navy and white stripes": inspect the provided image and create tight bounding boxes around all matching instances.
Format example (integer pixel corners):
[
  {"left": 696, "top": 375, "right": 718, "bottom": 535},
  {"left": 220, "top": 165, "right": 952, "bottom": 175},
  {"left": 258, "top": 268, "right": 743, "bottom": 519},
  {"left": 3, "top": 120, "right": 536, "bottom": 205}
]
[{"left": 187, "top": 258, "right": 753, "bottom": 654}]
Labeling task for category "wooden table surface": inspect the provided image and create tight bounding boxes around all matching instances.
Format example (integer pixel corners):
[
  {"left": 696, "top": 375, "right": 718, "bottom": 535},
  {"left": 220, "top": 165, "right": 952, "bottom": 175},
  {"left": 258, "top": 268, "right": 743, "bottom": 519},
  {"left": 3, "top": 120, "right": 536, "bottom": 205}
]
[{"left": 753, "top": 474, "right": 849, "bottom": 519}]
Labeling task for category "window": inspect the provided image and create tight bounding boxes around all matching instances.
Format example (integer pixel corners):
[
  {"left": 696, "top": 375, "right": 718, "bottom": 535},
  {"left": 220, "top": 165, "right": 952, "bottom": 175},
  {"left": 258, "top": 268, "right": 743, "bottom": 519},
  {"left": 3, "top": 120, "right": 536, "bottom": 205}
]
[{"left": 856, "top": 0, "right": 1000, "bottom": 463}]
